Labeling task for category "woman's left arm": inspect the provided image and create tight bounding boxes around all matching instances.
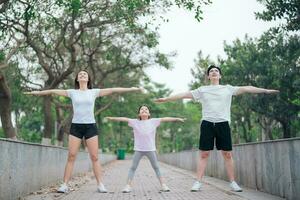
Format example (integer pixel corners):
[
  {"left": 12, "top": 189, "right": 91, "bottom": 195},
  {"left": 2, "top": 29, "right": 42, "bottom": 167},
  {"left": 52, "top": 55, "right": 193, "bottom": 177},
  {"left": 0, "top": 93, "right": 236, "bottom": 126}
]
[{"left": 98, "top": 87, "right": 143, "bottom": 97}]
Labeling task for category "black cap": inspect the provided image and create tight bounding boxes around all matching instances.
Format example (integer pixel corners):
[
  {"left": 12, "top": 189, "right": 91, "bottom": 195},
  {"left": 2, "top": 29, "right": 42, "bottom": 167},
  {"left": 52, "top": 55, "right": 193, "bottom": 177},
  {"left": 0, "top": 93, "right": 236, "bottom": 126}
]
[{"left": 207, "top": 65, "right": 222, "bottom": 76}]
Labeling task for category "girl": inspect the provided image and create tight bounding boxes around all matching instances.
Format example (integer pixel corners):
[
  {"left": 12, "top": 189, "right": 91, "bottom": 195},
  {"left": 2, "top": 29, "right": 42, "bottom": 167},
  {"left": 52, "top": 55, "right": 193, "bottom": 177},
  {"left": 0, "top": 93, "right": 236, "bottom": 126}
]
[
  {"left": 25, "top": 70, "right": 143, "bottom": 193},
  {"left": 106, "top": 105, "right": 185, "bottom": 193}
]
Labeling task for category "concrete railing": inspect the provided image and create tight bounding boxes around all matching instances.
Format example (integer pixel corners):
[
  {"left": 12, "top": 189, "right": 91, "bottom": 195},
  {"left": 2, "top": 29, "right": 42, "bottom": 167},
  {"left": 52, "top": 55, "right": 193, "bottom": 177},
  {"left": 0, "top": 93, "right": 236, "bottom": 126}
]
[
  {"left": 158, "top": 138, "right": 300, "bottom": 200},
  {"left": 0, "top": 138, "right": 116, "bottom": 200}
]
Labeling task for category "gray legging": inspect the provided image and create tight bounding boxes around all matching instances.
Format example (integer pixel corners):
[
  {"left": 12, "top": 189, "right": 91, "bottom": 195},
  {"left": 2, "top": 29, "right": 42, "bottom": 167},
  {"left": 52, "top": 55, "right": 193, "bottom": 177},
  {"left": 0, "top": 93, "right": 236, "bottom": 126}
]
[{"left": 128, "top": 151, "right": 162, "bottom": 180}]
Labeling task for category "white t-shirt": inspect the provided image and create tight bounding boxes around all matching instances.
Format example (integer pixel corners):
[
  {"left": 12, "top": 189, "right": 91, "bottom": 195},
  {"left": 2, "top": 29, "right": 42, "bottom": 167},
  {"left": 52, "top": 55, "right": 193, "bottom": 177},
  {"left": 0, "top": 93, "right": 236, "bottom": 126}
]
[
  {"left": 128, "top": 118, "right": 161, "bottom": 151},
  {"left": 67, "top": 89, "right": 100, "bottom": 124},
  {"left": 191, "top": 84, "right": 240, "bottom": 123}
]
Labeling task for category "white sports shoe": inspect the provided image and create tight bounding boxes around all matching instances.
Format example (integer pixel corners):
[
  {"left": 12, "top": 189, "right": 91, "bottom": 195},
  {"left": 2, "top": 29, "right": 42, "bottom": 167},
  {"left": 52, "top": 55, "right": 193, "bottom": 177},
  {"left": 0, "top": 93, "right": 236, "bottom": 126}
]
[
  {"left": 57, "top": 183, "right": 69, "bottom": 193},
  {"left": 122, "top": 184, "right": 132, "bottom": 193},
  {"left": 97, "top": 183, "right": 108, "bottom": 193},
  {"left": 190, "top": 181, "right": 202, "bottom": 192},
  {"left": 160, "top": 183, "right": 170, "bottom": 192},
  {"left": 229, "top": 181, "right": 243, "bottom": 192}
]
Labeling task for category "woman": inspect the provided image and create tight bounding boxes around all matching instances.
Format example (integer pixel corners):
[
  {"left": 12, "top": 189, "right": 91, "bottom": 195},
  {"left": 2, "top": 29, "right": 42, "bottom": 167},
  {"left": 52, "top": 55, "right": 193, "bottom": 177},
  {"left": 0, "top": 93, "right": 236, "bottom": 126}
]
[{"left": 25, "top": 70, "right": 143, "bottom": 193}]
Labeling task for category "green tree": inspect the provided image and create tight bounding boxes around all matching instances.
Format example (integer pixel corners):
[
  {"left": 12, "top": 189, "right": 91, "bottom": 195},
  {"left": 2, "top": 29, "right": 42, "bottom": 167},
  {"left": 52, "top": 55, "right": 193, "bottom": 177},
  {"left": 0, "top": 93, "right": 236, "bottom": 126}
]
[
  {"left": 256, "top": 0, "right": 300, "bottom": 31},
  {"left": 0, "top": 0, "right": 212, "bottom": 141},
  {"left": 222, "top": 31, "right": 300, "bottom": 138},
  {"left": 0, "top": 0, "right": 9, "bottom": 13},
  {"left": 0, "top": 0, "right": 167, "bottom": 143},
  {"left": 3, "top": 64, "right": 44, "bottom": 141},
  {"left": 0, "top": 41, "right": 22, "bottom": 139}
]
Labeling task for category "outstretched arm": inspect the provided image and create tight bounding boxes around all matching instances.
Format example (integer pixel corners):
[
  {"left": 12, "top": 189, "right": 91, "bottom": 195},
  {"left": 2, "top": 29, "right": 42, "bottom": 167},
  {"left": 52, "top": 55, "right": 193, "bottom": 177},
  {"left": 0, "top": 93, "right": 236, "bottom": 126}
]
[
  {"left": 24, "top": 89, "right": 68, "bottom": 97},
  {"left": 99, "top": 87, "right": 143, "bottom": 97},
  {"left": 235, "top": 86, "right": 279, "bottom": 96},
  {"left": 154, "top": 92, "right": 193, "bottom": 103},
  {"left": 160, "top": 117, "right": 186, "bottom": 123},
  {"left": 105, "top": 117, "right": 131, "bottom": 122}
]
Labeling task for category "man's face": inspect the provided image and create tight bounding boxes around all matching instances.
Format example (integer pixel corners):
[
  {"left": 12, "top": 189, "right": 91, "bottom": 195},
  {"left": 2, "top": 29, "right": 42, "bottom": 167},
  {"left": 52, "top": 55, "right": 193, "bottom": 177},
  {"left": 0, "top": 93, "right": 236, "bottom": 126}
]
[{"left": 208, "top": 68, "right": 221, "bottom": 80}]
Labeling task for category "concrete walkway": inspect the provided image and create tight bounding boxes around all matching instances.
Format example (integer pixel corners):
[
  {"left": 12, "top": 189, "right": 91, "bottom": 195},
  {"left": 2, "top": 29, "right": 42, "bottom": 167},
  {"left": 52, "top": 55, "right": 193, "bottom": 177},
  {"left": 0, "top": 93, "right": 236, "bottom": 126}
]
[{"left": 23, "top": 159, "right": 284, "bottom": 200}]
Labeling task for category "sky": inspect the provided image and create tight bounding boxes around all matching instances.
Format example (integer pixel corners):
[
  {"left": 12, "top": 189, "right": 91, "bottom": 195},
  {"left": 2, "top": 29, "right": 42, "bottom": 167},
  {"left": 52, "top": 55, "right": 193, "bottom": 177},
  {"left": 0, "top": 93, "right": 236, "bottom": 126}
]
[{"left": 145, "top": 0, "right": 279, "bottom": 94}]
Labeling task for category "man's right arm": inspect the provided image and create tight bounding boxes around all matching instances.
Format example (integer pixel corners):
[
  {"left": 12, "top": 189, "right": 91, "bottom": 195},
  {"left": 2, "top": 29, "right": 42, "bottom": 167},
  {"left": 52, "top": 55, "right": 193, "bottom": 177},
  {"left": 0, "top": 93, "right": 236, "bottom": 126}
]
[{"left": 154, "top": 91, "right": 193, "bottom": 103}]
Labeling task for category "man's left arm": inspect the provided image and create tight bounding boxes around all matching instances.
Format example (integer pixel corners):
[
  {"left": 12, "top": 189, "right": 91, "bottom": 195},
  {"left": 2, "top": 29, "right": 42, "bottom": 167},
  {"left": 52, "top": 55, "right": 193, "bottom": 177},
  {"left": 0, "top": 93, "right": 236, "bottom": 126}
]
[{"left": 235, "top": 86, "right": 279, "bottom": 95}]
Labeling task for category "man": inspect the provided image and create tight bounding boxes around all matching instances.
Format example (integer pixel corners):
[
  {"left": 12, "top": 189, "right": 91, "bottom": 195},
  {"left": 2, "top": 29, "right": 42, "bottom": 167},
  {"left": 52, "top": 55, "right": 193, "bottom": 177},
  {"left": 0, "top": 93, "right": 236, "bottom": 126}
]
[{"left": 155, "top": 65, "right": 279, "bottom": 192}]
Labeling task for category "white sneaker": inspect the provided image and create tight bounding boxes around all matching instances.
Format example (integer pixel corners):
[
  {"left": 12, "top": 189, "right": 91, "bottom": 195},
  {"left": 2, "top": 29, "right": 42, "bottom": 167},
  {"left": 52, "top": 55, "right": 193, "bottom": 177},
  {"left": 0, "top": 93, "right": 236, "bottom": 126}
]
[
  {"left": 57, "top": 183, "right": 69, "bottom": 193},
  {"left": 97, "top": 183, "right": 108, "bottom": 193},
  {"left": 229, "top": 181, "right": 243, "bottom": 192},
  {"left": 160, "top": 183, "right": 170, "bottom": 192},
  {"left": 190, "top": 181, "right": 202, "bottom": 192},
  {"left": 122, "top": 184, "right": 132, "bottom": 193}
]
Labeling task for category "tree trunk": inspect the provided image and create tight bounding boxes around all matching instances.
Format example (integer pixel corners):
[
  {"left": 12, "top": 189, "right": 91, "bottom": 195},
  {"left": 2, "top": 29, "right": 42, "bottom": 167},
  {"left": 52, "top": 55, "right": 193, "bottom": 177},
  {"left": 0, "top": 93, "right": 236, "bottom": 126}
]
[
  {"left": 171, "top": 131, "right": 176, "bottom": 152},
  {"left": 42, "top": 95, "right": 53, "bottom": 144},
  {"left": 57, "top": 113, "right": 72, "bottom": 146},
  {"left": 281, "top": 120, "right": 291, "bottom": 138},
  {"left": 0, "top": 71, "right": 16, "bottom": 139},
  {"left": 14, "top": 110, "right": 21, "bottom": 134},
  {"left": 261, "top": 116, "right": 274, "bottom": 141},
  {"left": 0, "top": 0, "right": 9, "bottom": 13},
  {"left": 241, "top": 122, "right": 251, "bottom": 142},
  {"left": 55, "top": 106, "right": 62, "bottom": 145}
]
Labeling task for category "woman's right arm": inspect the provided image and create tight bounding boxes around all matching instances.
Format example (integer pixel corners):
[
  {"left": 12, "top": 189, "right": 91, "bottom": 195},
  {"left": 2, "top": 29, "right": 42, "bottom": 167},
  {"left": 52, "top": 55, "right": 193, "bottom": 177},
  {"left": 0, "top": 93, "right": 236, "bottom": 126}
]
[
  {"left": 105, "top": 117, "right": 131, "bottom": 122},
  {"left": 24, "top": 89, "right": 68, "bottom": 97}
]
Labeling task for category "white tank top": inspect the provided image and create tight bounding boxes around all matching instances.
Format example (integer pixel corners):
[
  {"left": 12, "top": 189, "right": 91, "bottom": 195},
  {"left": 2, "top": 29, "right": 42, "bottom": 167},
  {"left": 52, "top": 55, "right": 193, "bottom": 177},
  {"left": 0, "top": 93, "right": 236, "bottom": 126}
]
[
  {"left": 191, "top": 85, "right": 240, "bottom": 123},
  {"left": 67, "top": 89, "right": 100, "bottom": 123}
]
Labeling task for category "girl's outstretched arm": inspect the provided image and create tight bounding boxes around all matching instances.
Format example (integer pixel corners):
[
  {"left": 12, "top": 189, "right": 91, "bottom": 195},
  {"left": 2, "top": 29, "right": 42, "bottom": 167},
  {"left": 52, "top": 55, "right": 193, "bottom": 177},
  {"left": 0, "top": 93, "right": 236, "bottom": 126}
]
[
  {"left": 99, "top": 87, "right": 143, "bottom": 97},
  {"left": 235, "top": 86, "right": 279, "bottom": 96},
  {"left": 24, "top": 90, "right": 68, "bottom": 97},
  {"left": 154, "top": 92, "right": 192, "bottom": 103},
  {"left": 160, "top": 117, "right": 186, "bottom": 123},
  {"left": 105, "top": 117, "right": 131, "bottom": 122}
]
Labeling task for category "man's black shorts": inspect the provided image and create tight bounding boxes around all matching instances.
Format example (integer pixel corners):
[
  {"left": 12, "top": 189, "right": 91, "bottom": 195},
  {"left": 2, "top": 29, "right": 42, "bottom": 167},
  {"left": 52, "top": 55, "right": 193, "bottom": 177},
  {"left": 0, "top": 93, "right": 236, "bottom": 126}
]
[
  {"left": 70, "top": 123, "right": 98, "bottom": 140},
  {"left": 199, "top": 120, "right": 232, "bottom": 151}
]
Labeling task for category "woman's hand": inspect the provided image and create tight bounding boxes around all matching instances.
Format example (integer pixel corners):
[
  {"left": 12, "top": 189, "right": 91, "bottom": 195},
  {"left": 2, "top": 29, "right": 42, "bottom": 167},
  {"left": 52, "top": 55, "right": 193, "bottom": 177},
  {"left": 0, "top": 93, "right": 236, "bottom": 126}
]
[{"left": 265, "top": 89, "right": 280, "bottom": 94}]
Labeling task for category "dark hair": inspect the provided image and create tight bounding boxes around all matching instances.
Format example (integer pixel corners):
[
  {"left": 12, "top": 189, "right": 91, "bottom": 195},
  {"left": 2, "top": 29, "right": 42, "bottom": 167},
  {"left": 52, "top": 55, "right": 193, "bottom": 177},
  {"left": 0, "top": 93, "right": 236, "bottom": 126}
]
[
  {"left": 74, "top": 70, "right": 92, "bottom": 89},
  {"left": 137, "top": 105, "right": 151, "bottom": 120},
  {"left": 206, "top": 65, "right": 222, "bottom": 76}
]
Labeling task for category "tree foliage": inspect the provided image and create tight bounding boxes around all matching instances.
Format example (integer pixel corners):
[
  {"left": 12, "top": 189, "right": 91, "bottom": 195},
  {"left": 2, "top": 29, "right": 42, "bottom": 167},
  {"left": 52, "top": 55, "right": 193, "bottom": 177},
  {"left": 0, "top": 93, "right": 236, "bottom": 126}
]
[{"left": 256, "top": 0, "right": 300, "bottom": 31}]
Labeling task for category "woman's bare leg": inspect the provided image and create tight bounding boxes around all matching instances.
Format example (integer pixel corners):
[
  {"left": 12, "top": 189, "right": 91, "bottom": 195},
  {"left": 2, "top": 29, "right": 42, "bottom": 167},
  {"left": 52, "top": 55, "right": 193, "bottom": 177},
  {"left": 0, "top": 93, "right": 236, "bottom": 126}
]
[
  {"left": 86, "top": 136, "right": 103, "bottom": 184},
  {"left": 63, "top": 135, "right": 82, "bottom": 183}
]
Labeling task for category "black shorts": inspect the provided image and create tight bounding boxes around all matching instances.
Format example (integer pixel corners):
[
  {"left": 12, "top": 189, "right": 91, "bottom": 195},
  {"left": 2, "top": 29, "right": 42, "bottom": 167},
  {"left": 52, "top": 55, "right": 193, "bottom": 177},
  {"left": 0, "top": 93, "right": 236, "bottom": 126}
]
[
  {"left": 70, "top": 123, "right": 98, "bottom": 140},
  {"left": 199, "top": 120, "right": 232, "bottom": 151}
]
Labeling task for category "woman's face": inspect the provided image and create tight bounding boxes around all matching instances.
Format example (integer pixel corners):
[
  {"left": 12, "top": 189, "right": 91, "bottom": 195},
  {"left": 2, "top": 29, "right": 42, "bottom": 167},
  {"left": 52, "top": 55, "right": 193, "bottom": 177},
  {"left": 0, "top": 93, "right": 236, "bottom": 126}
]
[
  {"left": 77, "top": 71, "right": 89, "bottom": 82},
  {"left": 138, "top": 106, "right": 150, "bottom": 119}
]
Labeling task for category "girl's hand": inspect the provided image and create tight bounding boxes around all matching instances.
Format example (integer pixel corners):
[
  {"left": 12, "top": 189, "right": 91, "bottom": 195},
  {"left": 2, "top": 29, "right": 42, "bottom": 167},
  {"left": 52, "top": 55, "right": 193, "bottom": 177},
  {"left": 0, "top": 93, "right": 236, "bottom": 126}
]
[
  {"left": 178, "top": 118, "right": 186, "bottom": 122},
  {"left": 139, "top": 87, "right": 146, "bottom": 93},
  {"left": 131, "top": 87, "right": 145, "bottom": 93}
]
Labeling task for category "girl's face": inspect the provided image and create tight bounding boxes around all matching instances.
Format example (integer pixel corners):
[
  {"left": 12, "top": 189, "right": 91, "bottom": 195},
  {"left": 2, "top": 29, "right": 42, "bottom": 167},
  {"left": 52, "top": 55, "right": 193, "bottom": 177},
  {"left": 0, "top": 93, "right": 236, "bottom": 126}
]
[
  {"left": 77, "top": 71, "right": 89, "bottom": 82},
  {"left": 138, "top": 106, "right": 150, "bottom": 119}
]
